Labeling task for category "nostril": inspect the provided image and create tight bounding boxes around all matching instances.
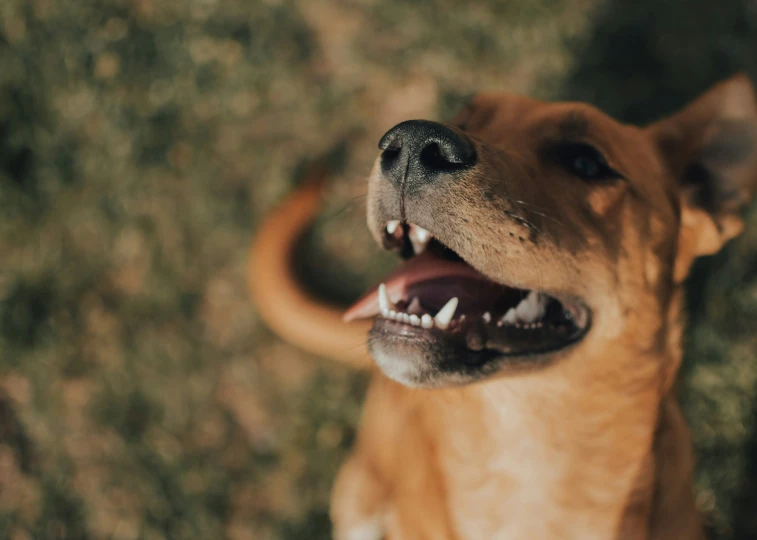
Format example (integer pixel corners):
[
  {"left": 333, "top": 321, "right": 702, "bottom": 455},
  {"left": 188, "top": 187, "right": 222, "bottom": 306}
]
[
  {"left": 419, "top": 143, "right": 451, "bottom": 171},
  {"left": 419, "top": 142, "right": 471, "bottom": 172},
  {"left": 381, "top": 146, "right": 402, "bottom": 172},
  {"left": 378, "top": 131, "right": 404, "bottom": 179}
]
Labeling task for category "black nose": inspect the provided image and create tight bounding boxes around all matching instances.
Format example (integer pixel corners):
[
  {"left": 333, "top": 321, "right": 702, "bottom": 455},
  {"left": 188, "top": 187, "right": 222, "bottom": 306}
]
[{"left": 378, "top": 120, "right": 476, "bottom": 190}]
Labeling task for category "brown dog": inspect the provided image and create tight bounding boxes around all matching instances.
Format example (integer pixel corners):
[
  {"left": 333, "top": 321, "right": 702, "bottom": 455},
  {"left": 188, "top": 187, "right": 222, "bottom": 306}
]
[{"left": 249, "top": 75, "right": 757, "bottom": 539}]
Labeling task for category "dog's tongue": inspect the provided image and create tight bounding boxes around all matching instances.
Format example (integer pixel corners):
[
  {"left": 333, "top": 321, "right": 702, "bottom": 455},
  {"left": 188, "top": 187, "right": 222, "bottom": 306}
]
[{"left": 343, "top": 251, "right": 486, "bottom": 322}]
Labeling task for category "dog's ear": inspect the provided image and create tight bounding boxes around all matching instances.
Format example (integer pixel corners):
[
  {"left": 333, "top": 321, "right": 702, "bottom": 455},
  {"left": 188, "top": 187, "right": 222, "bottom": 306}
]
[{"left": 648, "top": 74, "right": 757, "bottom": 281}]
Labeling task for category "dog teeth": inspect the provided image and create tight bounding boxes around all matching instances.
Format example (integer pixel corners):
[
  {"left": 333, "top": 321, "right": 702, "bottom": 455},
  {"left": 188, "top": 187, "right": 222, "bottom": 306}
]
[
  {"left": 501, "top": 308, "right": 517, "bottom": 325},
  {"left": 378, "top": 283, "right": 396, "bottom": 317},
  {"left": 514, "top": 291, "right": 547, "bottom": 323},
  {"left": 409, "top": 225, "right": 432, "bottom": 255},
  {"left": 492, "top": 293, "right": 547, "bottom": 327},
  {"left": 387, "top": 292, "right": 546, "bottom": 328},
  {"left": 378, "top": 292, "right": 463, "bottom": 332},
  {"left": 421, "top": 314, "right": 433, "bottom": 328},
  {"left": 434, "top": 297, "right": 458, "bottom": 330},
  {"left": 386, "top": 220, "right": 400, "bottom": 235},
  {"left": 384, "top": 307, "right": 432, "bottom": 329},
  {"left": 414, "top": 226, "right": 431, "bottom": 243}
]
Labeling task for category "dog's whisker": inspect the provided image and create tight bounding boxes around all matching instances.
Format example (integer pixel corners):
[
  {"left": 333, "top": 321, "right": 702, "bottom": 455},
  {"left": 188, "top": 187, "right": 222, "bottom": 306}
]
[{"left": 510, "top": 199, "right": 567, "bottom": 229}]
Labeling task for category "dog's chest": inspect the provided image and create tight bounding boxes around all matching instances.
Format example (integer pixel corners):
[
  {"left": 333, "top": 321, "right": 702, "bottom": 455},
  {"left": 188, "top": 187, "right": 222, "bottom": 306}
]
[{"left": 432, "top": 392, "right": 619, "bottom": 540}]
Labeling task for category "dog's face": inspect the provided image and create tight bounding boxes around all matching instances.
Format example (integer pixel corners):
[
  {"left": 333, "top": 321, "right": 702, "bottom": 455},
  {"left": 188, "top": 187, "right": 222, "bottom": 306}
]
[{"left": 345, "top": 76, "right": 757, "bottom": 388}]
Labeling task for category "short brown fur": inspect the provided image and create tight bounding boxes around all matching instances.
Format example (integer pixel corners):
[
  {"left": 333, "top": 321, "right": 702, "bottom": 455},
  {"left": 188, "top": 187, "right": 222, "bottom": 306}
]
[{"left": 250, "top": 76, "right": 757, "bottom": 539}]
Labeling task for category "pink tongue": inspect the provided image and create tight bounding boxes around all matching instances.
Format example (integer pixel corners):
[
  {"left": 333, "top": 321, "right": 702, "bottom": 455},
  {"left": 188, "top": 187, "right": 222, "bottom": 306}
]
[{"left": 343, "top": 251, "right": 487, "bottom": 322}]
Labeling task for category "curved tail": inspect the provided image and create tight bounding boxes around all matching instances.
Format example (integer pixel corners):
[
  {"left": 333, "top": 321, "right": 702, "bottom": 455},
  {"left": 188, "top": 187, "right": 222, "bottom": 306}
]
[{"left": 247, "top": 168, "right": 372, "bottom": 368}]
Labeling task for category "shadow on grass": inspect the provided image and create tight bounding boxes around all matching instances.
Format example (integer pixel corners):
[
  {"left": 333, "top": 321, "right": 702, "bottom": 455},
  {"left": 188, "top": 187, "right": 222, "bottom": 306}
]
[{"left": 557, "top": 0, "right": 757, "bottom": 537}]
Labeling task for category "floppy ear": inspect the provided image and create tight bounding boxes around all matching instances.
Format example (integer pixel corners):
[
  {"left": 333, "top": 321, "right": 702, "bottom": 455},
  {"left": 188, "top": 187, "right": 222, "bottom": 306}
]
[{"left": 648, "top": 74, "right": 757, "bottom": 282}]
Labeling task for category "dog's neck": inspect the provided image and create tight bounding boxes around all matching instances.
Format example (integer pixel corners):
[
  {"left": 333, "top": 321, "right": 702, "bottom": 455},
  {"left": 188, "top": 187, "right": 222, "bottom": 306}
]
[
  {"left": 415, "top": 295, "right": 697, "bottom": 538},
  {"left": 422, "top": 376, "right": 654, "bottom": 538}
]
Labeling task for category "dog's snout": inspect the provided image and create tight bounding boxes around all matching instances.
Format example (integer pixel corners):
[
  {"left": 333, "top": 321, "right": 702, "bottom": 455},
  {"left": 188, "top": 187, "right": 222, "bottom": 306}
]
[{"left": 378, "top": 120, "right": 476, "bottom": 189}]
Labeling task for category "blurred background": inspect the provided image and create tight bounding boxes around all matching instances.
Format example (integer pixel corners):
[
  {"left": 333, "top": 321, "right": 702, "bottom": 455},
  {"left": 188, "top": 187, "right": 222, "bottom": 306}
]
[{"left": 1, "top": 0, "right": 756, "bottom": 538}]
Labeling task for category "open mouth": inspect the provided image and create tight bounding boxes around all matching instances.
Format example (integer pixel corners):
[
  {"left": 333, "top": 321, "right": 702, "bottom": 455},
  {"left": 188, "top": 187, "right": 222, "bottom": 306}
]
[{"left": 344, "top": 222, "right": 591, "bottom": 364}]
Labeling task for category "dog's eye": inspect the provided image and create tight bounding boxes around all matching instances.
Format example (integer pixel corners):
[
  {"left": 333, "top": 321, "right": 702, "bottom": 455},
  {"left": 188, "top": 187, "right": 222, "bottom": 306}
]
[{"left": 554, "top": 143, "right": 618, "bottom": 180}]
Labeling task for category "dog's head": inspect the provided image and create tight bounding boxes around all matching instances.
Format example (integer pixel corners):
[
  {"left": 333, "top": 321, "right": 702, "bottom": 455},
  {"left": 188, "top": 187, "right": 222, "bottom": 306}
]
[{"left": 345, "top": 76, "right": 757, "bottom": 388}]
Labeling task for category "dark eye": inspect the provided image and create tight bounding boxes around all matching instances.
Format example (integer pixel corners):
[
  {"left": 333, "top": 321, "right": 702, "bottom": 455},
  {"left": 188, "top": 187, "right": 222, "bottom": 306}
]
[{"left": 553, "top": 142, "right": 618, "bottom": 180}]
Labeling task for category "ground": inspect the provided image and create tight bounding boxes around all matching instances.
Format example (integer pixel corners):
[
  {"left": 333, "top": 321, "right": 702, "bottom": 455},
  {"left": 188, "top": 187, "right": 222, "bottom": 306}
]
[{"left": 0, "top": 1, "right": 756, "bottom": 539}]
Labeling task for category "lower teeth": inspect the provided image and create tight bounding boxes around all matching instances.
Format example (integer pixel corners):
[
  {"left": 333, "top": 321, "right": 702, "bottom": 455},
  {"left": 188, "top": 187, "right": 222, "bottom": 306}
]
[
  {"left": 378, "top": 285, "right": 560, "bottom": 330},
  {"left": 383, "top": 311, "right": 547, "bottom": 329}
]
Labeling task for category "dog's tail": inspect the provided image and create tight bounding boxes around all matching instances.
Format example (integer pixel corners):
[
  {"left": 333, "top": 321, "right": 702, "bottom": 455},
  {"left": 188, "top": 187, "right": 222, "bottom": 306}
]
[{"left": 247, "top": 167, "right": 372, "bottom": 368}]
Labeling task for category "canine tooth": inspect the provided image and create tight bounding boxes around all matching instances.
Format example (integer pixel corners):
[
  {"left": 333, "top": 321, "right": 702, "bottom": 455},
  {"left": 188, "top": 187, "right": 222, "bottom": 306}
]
[
  {"left": 378, "top": 283, "right": 393, "bottom": 315},
  {"left": 410, "top": 315, "right": 420, "bottom": 326},
  {"left": 386, "top": 220, "right": 400, "bottom": 235},
  {"left": 514, "top": 291, "right": 546, "bottom": 323},
  {"left": 502, "top": 308, "right": 517, "bottom": 325},
  {"left": 415, "top": 226, "right": 431, "bottom": 243},
  {"left": 421, "top": 314, "right": 433, "bottom": 328},
  {"left": 409, "top": 225, "right": 432, "bottom": 255},
  {"left": 482, "top": 312, "right": 491, "bottom": 323},
  {"left": 434, "top": 297, "right": 458, "bottom": 330},
  {"left": 407, "top": 297, "right": 423, "bottom": 315}
]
